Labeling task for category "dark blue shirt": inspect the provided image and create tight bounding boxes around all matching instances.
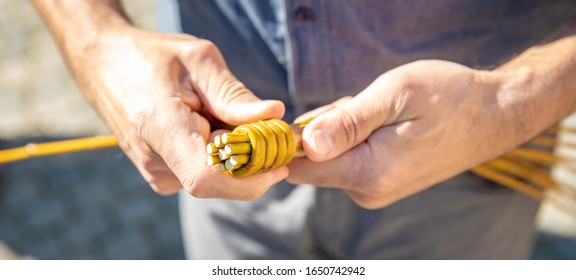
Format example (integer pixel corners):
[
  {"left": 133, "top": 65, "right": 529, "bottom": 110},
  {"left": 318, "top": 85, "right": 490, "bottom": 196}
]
[{"left": 177, "top": 0, "right": 576, "bottom": 118}]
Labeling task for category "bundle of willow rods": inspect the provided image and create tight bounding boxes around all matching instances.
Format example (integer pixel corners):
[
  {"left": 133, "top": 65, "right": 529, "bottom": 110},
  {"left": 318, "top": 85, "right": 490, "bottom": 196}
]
[
  {"left": 1, "top": 118, "right": 575, "bottom": 216},
  {"left": 205, "top": 119, "right": 303, "bottom": 177},
  {"left": 472, "top": 124, "right": 576, "bottom": 215}
]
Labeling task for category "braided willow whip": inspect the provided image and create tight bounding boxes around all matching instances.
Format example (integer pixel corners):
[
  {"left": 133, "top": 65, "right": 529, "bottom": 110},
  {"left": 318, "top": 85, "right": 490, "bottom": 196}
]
[
  {"left": 205, "top": 119, "right": 305, "bottom": 177},
  {"left": 1, "top": 118, "right": 575, "bottom": 215}
]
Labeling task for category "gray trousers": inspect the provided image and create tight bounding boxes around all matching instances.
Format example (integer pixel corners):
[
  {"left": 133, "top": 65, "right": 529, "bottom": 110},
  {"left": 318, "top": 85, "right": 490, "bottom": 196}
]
[{"left": 179, "top": 172, "right": 538, "bottom": 259}]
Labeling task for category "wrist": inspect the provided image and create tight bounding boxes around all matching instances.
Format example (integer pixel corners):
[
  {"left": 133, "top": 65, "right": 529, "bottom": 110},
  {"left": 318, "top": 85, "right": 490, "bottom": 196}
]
[
  {"left": 490, "top": 64, "right": 563, "bottom": 147},
  {"left": 490, "top": 25, "right": 576, "bottom": 143}
]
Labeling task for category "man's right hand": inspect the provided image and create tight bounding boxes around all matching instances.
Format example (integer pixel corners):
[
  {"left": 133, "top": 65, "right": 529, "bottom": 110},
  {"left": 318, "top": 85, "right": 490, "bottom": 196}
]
[{"left": 32, "top": 1, "right": 287, "bottom": 200}]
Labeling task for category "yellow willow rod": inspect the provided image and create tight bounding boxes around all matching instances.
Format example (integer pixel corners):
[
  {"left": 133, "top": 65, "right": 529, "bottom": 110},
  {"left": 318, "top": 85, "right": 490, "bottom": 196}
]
[
  {"left": 0, "top": 135, "right": 118, "bottom": 164},
  {"left": 471, "top": 165, "right": 545, "bottom": 200},
  {"left": 483, "top": 158, "right": 556, "bottom": 190},
  {"left": 0, "top": 117, "right": 289, "bottom": 165}
]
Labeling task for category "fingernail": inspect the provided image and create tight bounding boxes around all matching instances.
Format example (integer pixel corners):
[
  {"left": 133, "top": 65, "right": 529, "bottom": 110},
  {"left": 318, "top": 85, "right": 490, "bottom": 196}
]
[{"left": 310, "top": 129, "right": 333, "bottom": 157}]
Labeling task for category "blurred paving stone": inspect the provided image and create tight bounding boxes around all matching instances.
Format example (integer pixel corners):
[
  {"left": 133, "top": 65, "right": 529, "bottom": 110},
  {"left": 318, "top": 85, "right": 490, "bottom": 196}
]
[
  {"left": 105, "top": 231, "right": 150, "bottom": 260},
  {"left": 68, "top": 214, "right": 109, "bottom": 244},
  {"left": 532, "top": 231, "right": 576, "bottom": 260},
  {"left": 28, "top": 201, "right": 66, "bottom": 228},
  {"left": 117, "top": 197, "right": 156, "bottom": 223},
  {"left": 0, "top": 0, "right": 182, "bottom": 260},
  {"left": 0, "top": 137, "right": 184, "bottom": 259}
]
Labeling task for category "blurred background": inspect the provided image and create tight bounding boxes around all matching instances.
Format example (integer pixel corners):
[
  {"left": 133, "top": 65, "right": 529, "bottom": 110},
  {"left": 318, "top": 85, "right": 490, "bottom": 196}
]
[
  {"left": 0, "top": 0, "right": 575, "bottom": 259},
  {"left": 0, "top": 0, "right": 184, "bottom": 259}
]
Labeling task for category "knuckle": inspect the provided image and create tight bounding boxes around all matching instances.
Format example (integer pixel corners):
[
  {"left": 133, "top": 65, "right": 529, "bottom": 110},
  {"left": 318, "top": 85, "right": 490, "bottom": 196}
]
[
  {"left": 334, "top": 108, "right": 360, "bottom": 147},
  {"left": 144, "top": 173, "right": 180, "bottom": 196},
  {"left": 195, "top": 39, "right": 219, "bottom": 54},
  {"left": 286, "top": 174, "right": 302, "bottom": 185},
  {"left": 182, "top": 176, "right": 212, "bottom": 199},
  {"left": 132, "top": 110, "right": 151, "bottom": 141},
  {"left": 140, "top": 155, "right": 162, "bottom": 172},
  {"left": 334, "top": 108, "right": 372, "bottom": 149},
  {"left": 345, "top": 187, "right": 392, "bottom": 210},
  {"left": 361, "top": 169, "right": 396, "bottom": 197},
  {"left": 350, "top": 196, "right": 385, "bottom": 210},
  {"left": 188, "top": 39, "right": 223, "bottom": 64},
  {"left": 378, "top": 69, "right": 417, "bottom": 96},
  {"left": 151, "top": 185, "right": 179, "bottom": 196},
  {"left": 388, "top": 71, "right": 418, "bottom": 100},
  {"left": 361, "top": 181, "right": 389, "bottom": 198},
  {"left": 239, "top": 186, "right": 266, "bottom": 201},
  {"left": 347, "top": 164, "right": 394, "bottom": 199}
]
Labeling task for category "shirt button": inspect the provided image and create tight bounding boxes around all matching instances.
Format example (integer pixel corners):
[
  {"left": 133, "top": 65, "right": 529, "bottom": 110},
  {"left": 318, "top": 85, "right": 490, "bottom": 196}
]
[{"left": 293, "top": 6, "right": 315, "bottom": 22}]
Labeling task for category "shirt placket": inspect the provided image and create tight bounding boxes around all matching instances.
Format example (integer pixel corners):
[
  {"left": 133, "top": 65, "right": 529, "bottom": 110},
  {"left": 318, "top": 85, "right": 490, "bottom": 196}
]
[{"left": 285, "top": 0, "right": 337, "bottom": 116}]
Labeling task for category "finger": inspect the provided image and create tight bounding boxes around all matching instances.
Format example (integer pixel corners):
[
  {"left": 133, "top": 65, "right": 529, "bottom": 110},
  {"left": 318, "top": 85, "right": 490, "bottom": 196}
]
[
  {"left": 287, "top": 143, "right": 375, "bottom": 190},
  {"left": 181, "top": 40, "right": 285, "bottom": 125},
  {"left": 188, "top": 166, "right": 289, "bottom": 200},
  {"left": 294, "top": 96, "right": 353, "bottom": 124},
  {"left": 287, "top": 145, "right": 403, "bottom": 210},
  {"left": 121, "top": 151, "right": 182, "bottom": 195},
  {"left": 116, "top": 137, "right": 183, "bottom": 195},
  {"left": 178, "top": 72, "right": 203, "bottom": 111},
  {"left": 141, "top": 97, "right": 286, "bottom": 200},
  {"left": 289, "top": 151, "right": 433, "bottom": 210},
  {"left": 343, "top": 171, "right": 427, "bottom": 209},
  {"left": 344, "top": 189, "right": 397, "bottom": 210},
  {"left": 141, "top": 170, "right": 183, "bottom": 195},
  {"left": 302, "top": 77, "right": 397, "bottom": 161},
  {"left": 130, "top": 147, "right": 184, "bottom": 195},
  {"left": 179, "top": 89, "right": 202, "bottom": 111},
  {"left": 139, "top": 97, "right": 210, "bottom": 183}
]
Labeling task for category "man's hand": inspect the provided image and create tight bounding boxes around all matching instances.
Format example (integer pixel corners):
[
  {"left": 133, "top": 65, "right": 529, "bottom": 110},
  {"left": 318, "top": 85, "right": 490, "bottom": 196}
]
[
  {"left": 32, "top": 1, "right": 287, "bottom": 199},
  {"left": 84, "top": 28, "right": 287, "bottom": 199},
  {"left": 288, "top": 58, "right": 576, "bottom": 209}
]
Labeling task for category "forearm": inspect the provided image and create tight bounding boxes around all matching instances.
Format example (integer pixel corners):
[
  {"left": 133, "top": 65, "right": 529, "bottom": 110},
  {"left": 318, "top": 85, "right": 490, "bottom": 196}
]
[
  {"left": 494, "top": 20, "right": 576, "bottom": 144},
  {"left": 30, "top": 0, "right": 131, "bottom": 64},
  {"left": 31, "top": 0, "right": 139, "bottom": 111}
]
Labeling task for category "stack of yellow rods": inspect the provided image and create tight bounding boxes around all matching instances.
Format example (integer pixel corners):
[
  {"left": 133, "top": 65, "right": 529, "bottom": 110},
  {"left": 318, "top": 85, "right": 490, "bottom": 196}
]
[
  {"left": 470, "top": 125, "right": 576, "bottom": 215},
  {"left": 206, "top": 133, "right": 252, "bottom": 172},
  {"left": 205, "top": 119, "right": 302, "bottom": 177}
]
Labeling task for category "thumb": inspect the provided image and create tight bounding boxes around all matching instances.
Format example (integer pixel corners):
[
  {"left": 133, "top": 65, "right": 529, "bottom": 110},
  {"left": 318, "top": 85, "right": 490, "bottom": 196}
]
[
  {"left": 302, "top": 82, "right": 394, "bottom": 161},
  {"left": 185, "top": 40, "right": 285, "bottom": 125},
  {"left": 208, "top": 81, "right": 285, "bottom": 125}
]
